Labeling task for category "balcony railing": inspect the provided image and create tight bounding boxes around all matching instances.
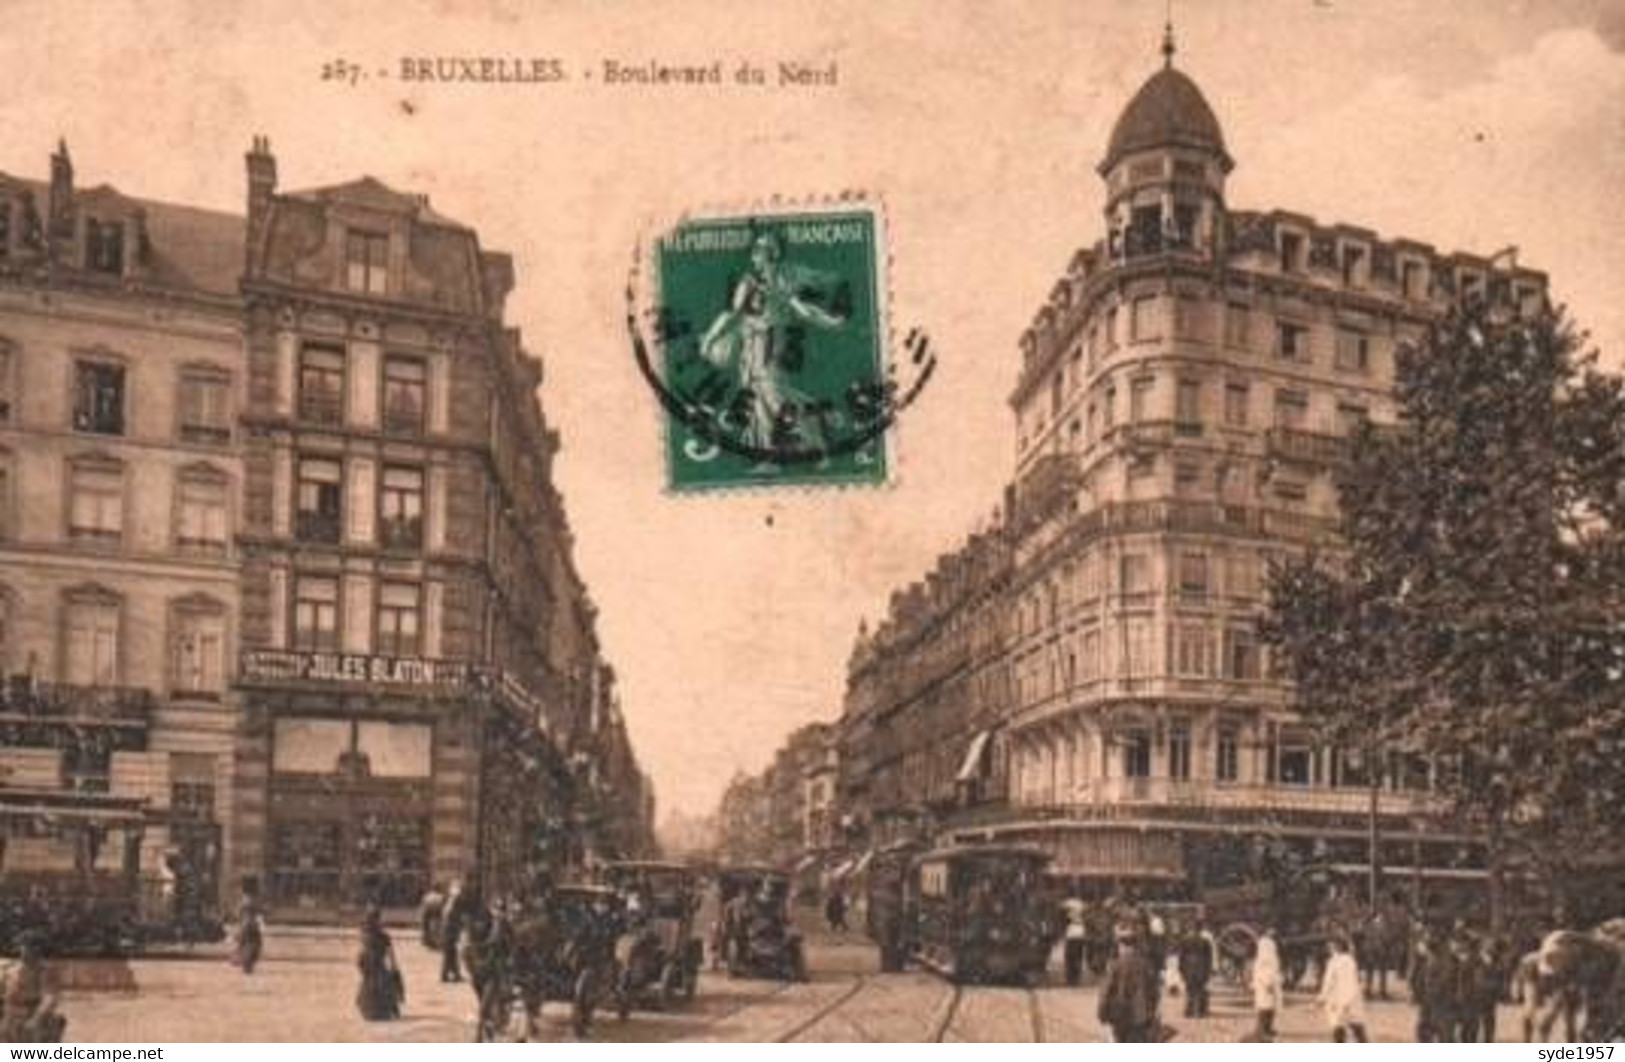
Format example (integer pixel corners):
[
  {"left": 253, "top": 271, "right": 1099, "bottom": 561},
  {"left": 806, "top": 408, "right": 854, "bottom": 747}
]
[
  {"left": 0, "top": 681, "right": 154, "bottom": 727},
  {"left": 997, "top": 778, "right": 1434, "bottom": 821},
  {"left": 1266, "top": 426, "right": 1350, "bottom": 466}
]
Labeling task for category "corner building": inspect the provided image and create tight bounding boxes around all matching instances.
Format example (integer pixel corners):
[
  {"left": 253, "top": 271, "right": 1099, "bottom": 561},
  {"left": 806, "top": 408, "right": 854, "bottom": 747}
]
[
  {"left": 234, "top": 142, "right": 607, "bottom": 918},
  {"left": 842, "top": 49, "right": 1550, "bottom": 896}
]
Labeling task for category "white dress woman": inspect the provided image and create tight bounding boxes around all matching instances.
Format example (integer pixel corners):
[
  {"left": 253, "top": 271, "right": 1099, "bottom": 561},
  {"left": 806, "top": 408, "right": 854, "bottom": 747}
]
[{"left": 1252, "top": 929, "right": 1284, "bottom": 1040}]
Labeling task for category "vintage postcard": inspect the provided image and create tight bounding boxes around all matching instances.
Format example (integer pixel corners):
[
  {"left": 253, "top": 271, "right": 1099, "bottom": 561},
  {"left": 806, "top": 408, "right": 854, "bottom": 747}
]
[{"left": 0, "top": 0, "right": 1620, "bottom": 1046}]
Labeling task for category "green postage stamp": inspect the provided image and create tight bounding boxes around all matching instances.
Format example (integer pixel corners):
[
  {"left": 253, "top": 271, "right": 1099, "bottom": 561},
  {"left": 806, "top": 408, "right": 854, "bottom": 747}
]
[{"left": 634, "top": 202, "right": 928, "bottom": 492}]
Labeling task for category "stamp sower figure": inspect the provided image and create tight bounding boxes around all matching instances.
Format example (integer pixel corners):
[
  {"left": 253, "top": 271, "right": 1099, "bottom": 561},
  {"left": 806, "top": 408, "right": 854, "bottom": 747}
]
[
  {"left": 700, "top": 232, "right": 848, "bottom": 455},
  {"left": 0, "top": 931, "right": 65, "bottom": 1043},
  {"left": 1097, "top": 923, "right": 1158, "bottom": 1042},
  {"left": 1251, "top": 925, "right": 1284, "bottom": 1041},
  {"left": 1318, "top": 932, "right": 1368, "bottom": 1042},
  {"left": 356, "top": 905, "right": 404, "bottom": 1021}
]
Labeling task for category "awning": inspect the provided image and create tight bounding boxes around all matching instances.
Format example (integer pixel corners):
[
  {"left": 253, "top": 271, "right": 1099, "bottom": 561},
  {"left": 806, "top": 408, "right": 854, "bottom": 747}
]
[
  {"left": 851, "top": 850, "right": 875, "bottom": 877},
  {"left": 793, "top": 853, "right": 819, "bottom": 873},
  {"left": 832, "top": 849, "right": 875, "bottom": 880},
  {"left": 956, "top": 730, "right": 993, "bottom": 782},
  {"left": 830, "top": 857, "right": 856, "bottom": 879}
]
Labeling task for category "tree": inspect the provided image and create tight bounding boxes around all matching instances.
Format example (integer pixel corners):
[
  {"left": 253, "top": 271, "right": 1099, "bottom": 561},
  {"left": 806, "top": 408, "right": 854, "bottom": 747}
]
[{"left": 1261, "top": 296, "right": 1625, "bottom": 929}]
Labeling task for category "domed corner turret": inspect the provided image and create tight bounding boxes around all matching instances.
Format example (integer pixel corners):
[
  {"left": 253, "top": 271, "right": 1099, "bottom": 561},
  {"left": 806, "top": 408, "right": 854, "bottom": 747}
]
[{"left": 1098, "top": 26, "right": 1233, "bottom": 264}]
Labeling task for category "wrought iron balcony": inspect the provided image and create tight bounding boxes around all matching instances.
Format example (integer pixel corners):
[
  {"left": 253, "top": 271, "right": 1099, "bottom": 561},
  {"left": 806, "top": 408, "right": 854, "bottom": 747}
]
[
  {"left": 0, "top": 681, "right": 154, "bottom": 728},
  {"left": 1265, "top": 426, "right": 1350, "bottom": 467}
]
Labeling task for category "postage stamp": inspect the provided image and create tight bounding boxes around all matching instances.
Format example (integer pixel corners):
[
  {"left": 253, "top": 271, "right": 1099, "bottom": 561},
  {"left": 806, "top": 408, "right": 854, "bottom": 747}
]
[{"left": 631, "top": 201, "right": 930, "bottom": 492}]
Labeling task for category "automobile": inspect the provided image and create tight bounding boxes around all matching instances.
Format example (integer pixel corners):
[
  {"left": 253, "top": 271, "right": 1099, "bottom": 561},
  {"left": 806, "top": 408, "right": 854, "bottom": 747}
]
[
  {"left": 714, "top": 865, "right": 807, "bottom": 982},
  {"left": 602, "top": 860, "right": 704, "bottom": 1013},
  {"left": 910, "top": 844, "right": 1057, "bottom": 985},
  {"left": 496, "top": 885, "right": 626, "bottom": 1041}
]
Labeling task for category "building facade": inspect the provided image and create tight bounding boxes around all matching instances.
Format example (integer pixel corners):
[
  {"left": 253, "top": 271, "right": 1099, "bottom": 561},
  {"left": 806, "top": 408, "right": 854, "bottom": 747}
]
[
  {"left": 0, "top": 138, "right": 652, "bottom": 925},
  {"left": 0, "top": 143, "right": 247, "bottom": 922},
  {"left": 838, "top": 44, "right": 1549, "bottom": 896},
  {"left": 233, "top": 140, "right": 635, "bottom": 916}
]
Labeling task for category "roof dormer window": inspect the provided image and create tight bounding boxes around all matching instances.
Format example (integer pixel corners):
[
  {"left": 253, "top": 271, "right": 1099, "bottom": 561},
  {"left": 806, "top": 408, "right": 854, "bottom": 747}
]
[
  {"left": 1278, "top": 230, "right": 1304, "bottom": 274},
  {"left": 345, "top": 229, "right": 388, "bottom": 295},
  {"left": 86, "top": 218, "right": 123, "bottom": 275},
  {"left": 1340, "top": 243, "right": 1367, "bottom": 288}
]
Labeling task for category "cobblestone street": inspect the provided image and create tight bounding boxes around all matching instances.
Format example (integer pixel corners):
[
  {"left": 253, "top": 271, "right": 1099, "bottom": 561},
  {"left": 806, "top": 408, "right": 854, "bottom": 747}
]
[{"left": 60, "top": 927, "right": 1518, "bottom": 1043}]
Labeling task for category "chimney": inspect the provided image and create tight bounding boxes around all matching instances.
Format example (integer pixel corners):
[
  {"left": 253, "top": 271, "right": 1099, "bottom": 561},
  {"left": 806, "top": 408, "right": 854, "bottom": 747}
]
[
  {"left": 245, "top": 135, "right": 277, "bottom": 274},
  {"left": 48, "top": 138, "right": 74, "bottom": 242}
]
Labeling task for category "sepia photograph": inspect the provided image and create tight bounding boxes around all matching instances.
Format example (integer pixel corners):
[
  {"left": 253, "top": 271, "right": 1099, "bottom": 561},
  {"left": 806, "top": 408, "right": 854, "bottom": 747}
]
[{"left": 0, "top": 0, "right": 1621, "bottom": 1044}]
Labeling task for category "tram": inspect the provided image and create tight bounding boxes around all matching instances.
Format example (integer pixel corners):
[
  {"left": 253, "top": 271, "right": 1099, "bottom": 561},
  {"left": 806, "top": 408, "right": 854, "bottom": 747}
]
[{"left": 909, "top": 845, "right": 1058, "bottom": 985}]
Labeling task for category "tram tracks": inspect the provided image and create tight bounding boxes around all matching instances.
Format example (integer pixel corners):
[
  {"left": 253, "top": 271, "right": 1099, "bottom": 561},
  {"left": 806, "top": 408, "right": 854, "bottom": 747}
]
[
  {"left": 927, "top": 983, "right": 963, "bottom": 1041},
  {"left": 771, "top": 976, "right": 871, "bottom": 1042}
]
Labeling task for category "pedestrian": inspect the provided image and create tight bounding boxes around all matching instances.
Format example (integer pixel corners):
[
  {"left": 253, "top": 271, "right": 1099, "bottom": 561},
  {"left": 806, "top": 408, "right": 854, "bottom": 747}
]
[
  {"left": 1251, "top": 926, "right": 1285, "bottom": 1042},
  {"left": 234, "top": 884, "right": 264, "bottom": 975},
  {"left": 420, "top": 881, "right": 446, "bottom": 949},
  {"left": 1178, "top": 919, "right": 1215, "bottom": 1019},
  {"left": 1062, "top": 895, "right": 1087, "bottom": 987},
  {"left": 441, "top": 873, "right": 477, "bottom": 984},
  {"left": 1416, "top": 926, "right": 1460, "bottom": 1042},
  {"left": 0, "top": 931, "right": 66, "bottom": 1042},
  {"left": 1098, "top": 924, "right": 1158, "bottom": 1043},
  {"left": 356, "top": 906, "right": 404, "bottom": 1021},
  {"left": 1446, "top": 930, "right": 1482, "bottom": 1043},
  {"left": 1465, "top": 934, "right": 1504, "bottom": 1042},
  {"left": 1318, "top": 933, "right": 1368, "bottom": 1042},
  {"left": 824, "top": 888, "right": 848, "bottom": 933}
]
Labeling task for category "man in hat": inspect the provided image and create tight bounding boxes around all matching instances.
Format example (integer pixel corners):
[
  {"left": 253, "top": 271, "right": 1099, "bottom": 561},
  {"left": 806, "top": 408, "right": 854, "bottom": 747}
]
[
  {"left": 0, "top": 931, "right": 65, "bottom": 1042},
  {"left": 1098, "top": 922, "right": 1159, "bottom": 1043}
]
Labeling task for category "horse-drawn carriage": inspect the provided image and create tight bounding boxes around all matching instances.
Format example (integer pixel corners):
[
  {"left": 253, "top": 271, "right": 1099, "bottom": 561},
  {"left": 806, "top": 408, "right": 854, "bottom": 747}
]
[
  {"left": 714, "top": 865, "right": 806, "bottom": 982},
  {"left": 603, "top": 861, "right": 704, "bottom": 1013},
  {"left": 1200, "top": 862, "right": 1352, "bottom": 988}
]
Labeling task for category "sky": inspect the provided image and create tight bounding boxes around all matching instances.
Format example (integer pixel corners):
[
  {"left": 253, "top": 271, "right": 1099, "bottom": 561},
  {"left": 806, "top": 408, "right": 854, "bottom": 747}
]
[{"left": 3, "top": 0, "right": 1622, "bottom": 819}]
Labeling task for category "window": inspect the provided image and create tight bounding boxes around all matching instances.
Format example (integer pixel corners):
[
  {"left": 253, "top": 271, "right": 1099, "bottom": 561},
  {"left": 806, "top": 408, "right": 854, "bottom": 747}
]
[
  {"left": 1224, "top": 303, "right": 1250, "bottom": 348},
  {"left": 296, "top": 457, "right": 343, "bottom": 544},
  {"left": 1273, "top": 389, "right": 1309, "bottom": 430},
  {"left": 1172, "top": 295, "right": 1205, "bottom": 339},
  {"left": 1216, "top": 726, "right": 1240, "bottom": 783},
  {"left": 1179, "top": 553, "right": 1209, "bottom": 598},
  {"left": 378, "top": 465, "right": 424, "bottom": 550},
  {"left": 1224, "top": 383, "right": 1249, "bottom": 428},
  {"left": 0, "top": 342, "right": 13, "bottom": 423},
  {"left": 72, "top": 361, "right": 125, "bottom": 435},
  {"left": 1334, "top": 328, "right": 1370, "bottom": 373},
  {"left": 1224, "top": 627, "right": 1261, "bottom": 679},
  {"left": 1102, "top": 386, "right": 1116, "bottom": 427},
  {"left": 1122, "top": 730, "right": 1152, "bottom": 777},
  {"left": 0, "top": 454, "right": 10, "bottom": 542},
  {"left": 1275, "top": 320, "right": 1310, "bottom": 362},
  {"left": 63, "top": 592, "right": 120, "bottom": 686},
  {"left": 1168, "top": 724, "right": 1192, "bottom": 780},
  {"left": 1401, "top": 259, "right": 1425, "bottom": 299},
  {"left": 1085, "top": 404, "right": 1096, "bottom": 443},
  {"left": 178, "top": 369, "right": 232, "bottom": 445},
  {"left": 175, "top": 468, "right": 229, "bottom": 554},
  {"left": 1224, "top": 554, "right": 1259, "bottom": 600},
  {"left": 1123, "top": 618, "right": 1152, "bottom": 677},
  {"left": 1277, "top": 733, "right": 1313, "bottom": 787},
  {"left": 1119, "top": 554, "right": 1149, "bottom": 596},
  {"left": 1050, "top": 373, "right": 1063, "bottom": 416},
  {"left": 68, "top": 460, "right": 123, "bottom": 543},
  {"left": 1340, "top": 244, "right": 1366, "bottom": 287},
  {"left": 1458, "top": 270, "right": 1484, "bottom": 303},
  {"left": 0, "top": 205, "right": 8, "bottom": 259},
  {"left": 1278, "top": 231, "right": 1303, "bottom": 273},
  {"left": 1175, "top": 379, "right": 1201, "bottom": 432},
  {"left": 1176, "top": 624, "right": 1213, "bottom": 676},
  {"left": 1129, "top": 295, "right": 1159, "bottom": 341},
  {"left": 1104, "top": 306, "right": 1119, "bottom": 350},
  {"left": 298, "top": 345, "right": 345, "bottom": 426},
  {"left": 376, "top": 582, "right": 422, "bottom": 657},
  {"left": 86, "top": 218, "right": 123, "bottom": 275},
  {"left": 1173, "top": 461, "right": 1200, "bottom": 495},
  {"left": 1336, "top": 402, "right": 1369, "bottom": 436},
  {"left": 345, "top": 230, "right": 389, "bottom": 295},
  {"left": 1129, "top": 376, "right": 1153, "bottom": 423},
  {"left": 172, "top": 604, "right": 226, "bottom": 697},
  {"left": 1126, "top": 453, "right": 1154, "bottom": 481},
  {"left": 292, "top": 575, "right": 340, "bottom": 651},
  {"left": 382, "top": 356, "right": 426, "bottom": 435},
  {"left": 1273, "top": 479, "right": 1308, "bottom": 504}
]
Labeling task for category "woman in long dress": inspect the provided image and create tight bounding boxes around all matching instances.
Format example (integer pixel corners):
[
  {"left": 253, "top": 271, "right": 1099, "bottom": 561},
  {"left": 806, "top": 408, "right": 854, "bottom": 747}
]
[
  {"left": 1318, "top": 933, "right": 1368, "bottom": 1041},
  {"left": 357, "top": 907, "right": 404, "bottom": 1021},
  {"left": 1251, "top": 926, "right": 1285, "bottom": 1041}
]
